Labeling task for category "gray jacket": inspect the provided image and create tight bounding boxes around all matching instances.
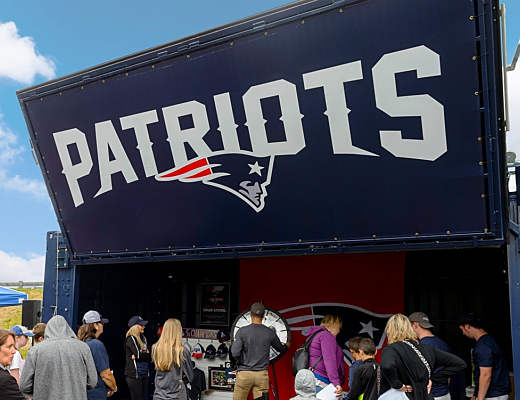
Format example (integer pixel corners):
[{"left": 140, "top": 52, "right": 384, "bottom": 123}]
[
  {"left": 290, "top": 369, "right": 319, "bottom": 400},
  {"left": 154, "top": 348, "right": 194, "bottom": 400},
  {"left": 19, "top": 315, "right": 98, "bottom": 400}
]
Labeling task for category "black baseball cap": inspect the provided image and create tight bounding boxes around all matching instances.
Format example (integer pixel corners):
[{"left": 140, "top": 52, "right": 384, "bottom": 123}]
[
  {"left": 205, "top": 344, "right": 217, "bottom": 359},
  {"left": 251, "top": 302, "right": 265, "bottom": 316},
  {"left": 216, "top": 343, "right": 229, "bottom": 358},
  {"left": 128, "top": 316, "right": 148, "bottom": 328}
]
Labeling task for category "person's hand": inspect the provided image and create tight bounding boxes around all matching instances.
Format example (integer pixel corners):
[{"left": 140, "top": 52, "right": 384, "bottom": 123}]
[
  {"left": 398, "top": 385, "right": 413, "bottom": 393},
  {"left": 285, "top": 342, "right": 291, "bottom": 348},
  {"left": 335, "top": 385, "right": 343, "bottom": 397},
  {"left": 131, "top": 354, "right": 135, "bottom": 360},
  {"left": 107, "top": 390, "right": 114, "bottom": 397},
  {"left": 470, "top": 396, "right": 476, "bottom": 400},
  {"left": 427, "top": 380, "right": 432, "bottom": 394}
]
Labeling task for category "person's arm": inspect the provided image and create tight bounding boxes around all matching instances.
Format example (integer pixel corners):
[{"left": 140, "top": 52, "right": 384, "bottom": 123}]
[
  {"left": 380, "top": 346, "right": 405, "bottom": 390},
  {"left": 19, "top": 349, "right": 35, "bottom": 395},
  {"left": 84, "top": 347, "right": 99, "bottom": 390},
  {"left": 320, "top": 334, "right": 342, "bottom": 387},
  {"left": 9, "top": 369, "right": 19, "bottom": 383},
  {"left": 99, "top": 368, "right": 117, "bottom": 396},
  {"left": 348, "top": 366, "right": 365, "bottom": 400},
  {"left": 429, "top": 347, "right": 466, "bottom": 385},
  {"left": 127, "top": 336, "right": 151, "bottom": 363},
  {"left": 182, "top": 349, "right": 195, "bottom": 383},
  {"left": 231, "top": 331, "right": 243, "bottom": 360},
  {"left": 271, "top": 331, "right": 289, "bottom": 353},
  {"left": 476, "top": 367, "right": 492, "bottom": 400},
  {"left": 0, "top": 375, "right": 26, "bottom": 400}
]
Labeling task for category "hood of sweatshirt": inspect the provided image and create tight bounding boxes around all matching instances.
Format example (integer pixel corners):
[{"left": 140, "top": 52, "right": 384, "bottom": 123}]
[
  {"left": 306, "top": 325, "right": 328, "bottom": 337},
  {"left": 44, "top": 315, "right": 77, "bottom": 341},
  {"left": 293, "top": 369, "right": 318, "bottom": 399}
]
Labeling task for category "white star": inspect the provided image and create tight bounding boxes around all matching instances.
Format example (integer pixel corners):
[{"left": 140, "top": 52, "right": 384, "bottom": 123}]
[
  {"left": 248, "top": 161, "right": 264, "bottom": 176},
  {"left": 359, "top": 321, "right": 379, "bottom": 339}
]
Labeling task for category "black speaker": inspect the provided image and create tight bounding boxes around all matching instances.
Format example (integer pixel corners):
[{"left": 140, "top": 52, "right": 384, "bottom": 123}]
[{"left": 22, "top": 300, "right": 42, "bottom": 328}]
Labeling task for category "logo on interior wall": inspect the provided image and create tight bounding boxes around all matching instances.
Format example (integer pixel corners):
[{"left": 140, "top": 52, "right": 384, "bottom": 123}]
[
  {"left": 156, "top": 152, "right": 274, "bottom": 212},
  {"left": 280, "top": 303, "right": 393, "bottom": 366}
]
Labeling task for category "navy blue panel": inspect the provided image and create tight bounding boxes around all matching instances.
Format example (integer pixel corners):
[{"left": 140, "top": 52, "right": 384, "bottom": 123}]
[{"left": 23, "top": 0, "right": 494, "bottom": 256}]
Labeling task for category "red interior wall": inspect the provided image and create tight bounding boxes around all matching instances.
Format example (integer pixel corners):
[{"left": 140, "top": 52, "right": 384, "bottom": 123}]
[{"left": 240, "top": 252, "right": 406, "bottom": 399}]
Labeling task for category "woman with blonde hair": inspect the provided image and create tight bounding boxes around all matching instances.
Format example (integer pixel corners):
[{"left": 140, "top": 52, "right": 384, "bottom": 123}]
[
  {"left": 152, "top": 319, "right": 193, "bottom": 400},
  {"left": 125, "top": 316, "right": 151, "bottom": 400},
  {"left": 306, "top": 315, "right": 345, "bottom": 397},
  {"left": 380, "top": 314, "right": 466, "bottom": 400}
]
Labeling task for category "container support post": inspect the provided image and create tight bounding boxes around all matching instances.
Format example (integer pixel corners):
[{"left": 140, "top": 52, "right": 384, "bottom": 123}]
[{"left": 508, "top": 167, "right": 520, "bottom": 400}]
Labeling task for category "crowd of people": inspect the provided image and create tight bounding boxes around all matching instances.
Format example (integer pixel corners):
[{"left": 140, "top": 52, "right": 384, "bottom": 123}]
[
  {"left": 285, "top": 312, "right": 511, "bottom": 400},
  {"left": 0, "top": 304, "right": 513, "bottom": 400}
]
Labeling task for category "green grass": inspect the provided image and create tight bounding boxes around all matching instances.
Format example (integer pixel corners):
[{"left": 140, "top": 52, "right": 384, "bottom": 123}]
[{"left": 0, "top": 288, "right": 43, "bottom": 357}]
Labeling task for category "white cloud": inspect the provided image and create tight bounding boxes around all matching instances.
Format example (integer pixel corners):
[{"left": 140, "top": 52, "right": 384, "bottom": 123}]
[
  {"left": 506, "top": 66, "right": 520, "bottom": 191},
  {"left": 0, "top": 114, "right": 47, "bottom": 198},
  {"left": 0, "top": 21, "right": 56, "bottom": 84},
  {"left": 0, "top": 251, "right": 44, "bottom": 282}
]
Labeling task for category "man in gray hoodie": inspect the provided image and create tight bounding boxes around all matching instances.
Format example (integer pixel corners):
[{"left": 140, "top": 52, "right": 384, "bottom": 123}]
[
  {"left": 291, "top": 369, "right": 319, "bottom": 400},
  {"left": 19, "top": 315, "right": 98, "bottom": 400}
]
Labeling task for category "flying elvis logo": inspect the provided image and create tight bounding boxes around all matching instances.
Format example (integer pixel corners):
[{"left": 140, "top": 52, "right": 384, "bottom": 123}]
[
  {"left": 281, "top": 303, "right": 392, "bottom": 366},
  {"left": 52, "top": 46, "right": 447, "bottom": 211},
  {"left": 156, "top": 153, "right": 274, "bottom": 212}
]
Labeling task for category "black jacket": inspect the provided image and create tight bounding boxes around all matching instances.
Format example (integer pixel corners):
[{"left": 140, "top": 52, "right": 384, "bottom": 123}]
[
  {"left": 380, "top": 341, "right": 466, "bottom": 400},
  {"left": 350, "top": 358, "right": 390, "bottom": 400},
  {"left": 124, "top": 335, "right": 151, "bottom": 379},
  {"left": 0, "top": 368, "right": 25, "bottom": 400}
]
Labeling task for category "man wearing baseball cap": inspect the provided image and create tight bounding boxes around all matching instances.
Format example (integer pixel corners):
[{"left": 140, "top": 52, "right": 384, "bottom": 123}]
[
  {"left": 408, "top": 312, "right": 452, "bottom": 400},
  {"left": 8, "top": 325, "right": 34, "bottom": 383},
  {"left": 231, "top": 302, "right": 291, "bottom": 400}
]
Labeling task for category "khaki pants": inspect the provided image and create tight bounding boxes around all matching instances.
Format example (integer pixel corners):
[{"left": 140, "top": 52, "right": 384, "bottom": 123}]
[{"left": 233, "top": 370, "right": 269, "bottom": 400}]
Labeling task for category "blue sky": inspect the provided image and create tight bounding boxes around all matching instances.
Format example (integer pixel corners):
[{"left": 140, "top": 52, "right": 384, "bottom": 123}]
[{"left": 0, "top": 0, "right": 519, "bottom": 280}]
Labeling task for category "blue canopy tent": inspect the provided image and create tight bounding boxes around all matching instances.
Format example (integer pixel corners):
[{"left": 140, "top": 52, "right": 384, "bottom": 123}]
[{"left": 0, "top": 286, "right": 28, "bottom": 307}]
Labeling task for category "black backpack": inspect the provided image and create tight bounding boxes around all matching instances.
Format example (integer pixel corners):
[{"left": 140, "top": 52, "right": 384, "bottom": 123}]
[{"left": 292, "top": 331, "right": 323, "bottom": 376}]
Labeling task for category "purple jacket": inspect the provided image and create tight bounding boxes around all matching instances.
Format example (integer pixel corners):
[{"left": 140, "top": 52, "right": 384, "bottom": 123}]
[{"left": 307, "top": 326, "right": 346, "bottom": 387}]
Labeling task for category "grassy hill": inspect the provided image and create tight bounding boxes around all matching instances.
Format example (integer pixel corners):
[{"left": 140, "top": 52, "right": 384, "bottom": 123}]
[{"left": 0, "top": 288, "right": 44, "bottom": 357}]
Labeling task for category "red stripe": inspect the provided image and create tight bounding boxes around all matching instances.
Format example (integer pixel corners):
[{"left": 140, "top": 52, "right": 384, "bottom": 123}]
[
  {"left": 184, "top": 168, "right": 212, "bottom": 179},
  {"left": 160, "top": 158, "right": 208, "bottom": 178}
]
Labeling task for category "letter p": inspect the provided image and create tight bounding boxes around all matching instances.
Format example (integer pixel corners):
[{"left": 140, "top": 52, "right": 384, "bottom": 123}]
[{"left": 53, "top": 128, "right": 93, "bottom": 207}]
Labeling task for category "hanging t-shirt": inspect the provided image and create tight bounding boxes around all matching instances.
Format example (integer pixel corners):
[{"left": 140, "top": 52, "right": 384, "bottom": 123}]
[
  {"left": 85, "top": 339, "right": 110, "bottom": 400},
  {"left": 473, "top": 334, "right": 511, "bottom": 398}
]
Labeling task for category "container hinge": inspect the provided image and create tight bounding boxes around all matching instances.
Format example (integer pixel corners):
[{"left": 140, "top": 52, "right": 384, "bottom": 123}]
[
  {"left": 189, "top": 41, "right": 199, "bottom": 49},
  {"left": 177, "top": 45, "right": 188, "bottom": 53},
  {"left": 157, "top": 50, "right": 168, "bottom": 57},
  {"left": 333, "top": 0, "right": 346, "bottom": 5},
  {"left": 253, "top": 21, "right": 266, "bottom": 29},
  {"left": 30, "top": 139, "right": 38, "bottom": 165},
  {"left": 81, "top": 74, "right": 91, "bottom": 81}
]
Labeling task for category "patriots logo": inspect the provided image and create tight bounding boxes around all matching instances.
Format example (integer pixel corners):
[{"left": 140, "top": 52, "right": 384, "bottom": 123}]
[
  {"left": 280, "top": 303, "right": 392, "bottom": 366},
  {"left": 156, "top": 152, "right": 274, "bottom": 212}
]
